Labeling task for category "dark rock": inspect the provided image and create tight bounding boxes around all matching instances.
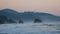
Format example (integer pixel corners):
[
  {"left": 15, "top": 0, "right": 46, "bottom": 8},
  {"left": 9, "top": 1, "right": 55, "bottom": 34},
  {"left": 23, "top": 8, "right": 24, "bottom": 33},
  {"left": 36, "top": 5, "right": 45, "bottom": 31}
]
[
  {"left": 19, "top": 20, "right": 24, "bottom": 24},
  {"left": 34, "top": 19, "right": 42, "bottom": 23}
]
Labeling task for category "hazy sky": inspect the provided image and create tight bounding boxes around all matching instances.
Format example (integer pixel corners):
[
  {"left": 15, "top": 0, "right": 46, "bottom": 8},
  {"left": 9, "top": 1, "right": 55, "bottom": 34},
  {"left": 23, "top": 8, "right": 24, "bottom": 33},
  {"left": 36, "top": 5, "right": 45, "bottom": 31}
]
[{"left": 0, "top": 0, "right": 60, "bottom": 16}]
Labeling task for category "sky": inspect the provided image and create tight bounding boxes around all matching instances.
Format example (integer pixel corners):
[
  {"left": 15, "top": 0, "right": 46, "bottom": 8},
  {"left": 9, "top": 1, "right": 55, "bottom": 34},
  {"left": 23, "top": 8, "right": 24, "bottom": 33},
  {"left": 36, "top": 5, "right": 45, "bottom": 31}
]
[{"left": 0, "top": 0, "right": 60, "bottom": 16}]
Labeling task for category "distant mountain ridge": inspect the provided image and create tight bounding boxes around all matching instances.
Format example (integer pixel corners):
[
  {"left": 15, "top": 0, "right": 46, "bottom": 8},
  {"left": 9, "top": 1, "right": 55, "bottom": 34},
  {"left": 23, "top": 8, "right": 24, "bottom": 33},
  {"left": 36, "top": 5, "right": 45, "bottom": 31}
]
[
  {"left": 0, "top": 9, "right": 60, "bottom": 23},
  {"left": 0, "top": 9, "right": 19, "bottom": 20},
  {"left": 19, "top": 12, "right": 60, "bottom": 22}
]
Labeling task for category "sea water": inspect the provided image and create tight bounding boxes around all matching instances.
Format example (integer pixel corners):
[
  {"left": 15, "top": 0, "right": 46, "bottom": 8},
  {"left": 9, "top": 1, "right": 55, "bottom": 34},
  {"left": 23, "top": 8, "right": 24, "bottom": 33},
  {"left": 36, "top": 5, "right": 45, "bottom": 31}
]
[{"left": 0, "top": 22, "right": 60, "bottom": 34}]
